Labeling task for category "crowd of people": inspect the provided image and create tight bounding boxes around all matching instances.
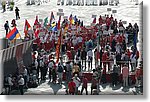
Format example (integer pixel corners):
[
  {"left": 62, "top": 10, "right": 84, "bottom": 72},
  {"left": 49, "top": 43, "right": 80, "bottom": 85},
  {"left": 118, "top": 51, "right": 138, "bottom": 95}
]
[
  {"left": 1, "top": 0, "right": 15, "bottom": 12},
  {"left": 57, "top": 0, "right": 119, "bottom": 6},
  {"left": 2, "top": 12, "right": 143, "bottom": 95}
]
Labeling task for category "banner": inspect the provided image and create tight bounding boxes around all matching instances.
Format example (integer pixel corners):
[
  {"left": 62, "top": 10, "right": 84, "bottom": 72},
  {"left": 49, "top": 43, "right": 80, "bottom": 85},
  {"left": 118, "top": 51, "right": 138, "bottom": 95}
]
[
  {"left": 9, "top": 47, "right": 13, "bottom": 60},
  {"left": 2, "top": 49, "right": 7, "bottom": 62},
  {"left": 6, "top": 48, "right": 11, "bottom": 61},
  {"left": 16, "top": 44, "right": 23, "bottom": 61},
  {"left": 0, "top": 50, "right": 3, "bottom": 62},
  {"left": 13, "top": 46, "right": 17, "bottom": 58}
]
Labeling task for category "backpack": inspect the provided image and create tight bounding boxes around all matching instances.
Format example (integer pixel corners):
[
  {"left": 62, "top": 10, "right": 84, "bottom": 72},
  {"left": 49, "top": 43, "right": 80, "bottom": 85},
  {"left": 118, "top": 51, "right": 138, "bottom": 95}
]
[{"left": 57, "top": 65, "right": 63, "bottom": 73}]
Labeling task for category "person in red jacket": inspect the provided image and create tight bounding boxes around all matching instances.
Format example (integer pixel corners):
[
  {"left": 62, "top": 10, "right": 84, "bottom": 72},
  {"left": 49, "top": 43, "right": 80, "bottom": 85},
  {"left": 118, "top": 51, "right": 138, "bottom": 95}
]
[
  {"left": 102, "top": 51, "right": 108, "bottom": 69},
  {"left": 68, "top": 78, "right": 76, "bottom": 95},
  {"left": 99, "top": 15, "right": 103, "bottom": 25},
  {"left": 81, "top": 75, "right": 88, "bottom": 95},
  {"left": 67, "top": 50, "right": 72, "bottom": 61}
]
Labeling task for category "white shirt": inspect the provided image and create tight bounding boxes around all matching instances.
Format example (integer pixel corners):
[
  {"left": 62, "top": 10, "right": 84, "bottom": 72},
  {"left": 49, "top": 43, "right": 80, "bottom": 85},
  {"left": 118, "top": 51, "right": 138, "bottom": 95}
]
[
  {"left": 35, "top": 60, "right": 38, "bottom": 68},
  {"left": 48, "top": 61, "right": 54, "bottom": 68},
  {"left": 72, "top": 38, "right": 77, "bottom": 46},
  {"left": 18, "top": 78, "right": 24, "bottom": 85},
  {"left": 8, "top": 77, "right": 13, "bottom": 86},
  {"left": 73, "top": 77, "right": 80, "bottom": 87},
  {"left": 77, "top": 37, "right": 83, "bottom": 43},
  {"left": 39, "top": 60, "right": 44, "bottom": 67},
  {"left": 87, "top": 50, "right": 93, "bottom": 57},
  {"left": 24, "top": 68, "right": 28, "bottom": 76},
  {"left": 130, "top": 54, "right": 136, "bottom": 63}
]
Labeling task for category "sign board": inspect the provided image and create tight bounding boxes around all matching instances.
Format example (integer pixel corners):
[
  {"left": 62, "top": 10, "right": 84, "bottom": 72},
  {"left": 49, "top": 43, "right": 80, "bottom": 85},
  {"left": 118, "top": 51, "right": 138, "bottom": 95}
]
[
  {"left": 57, "top": 12, "right": 64, "bottom": 16},
  {"left": 122, "top": 21, "right": 127, "bottom": 24},
  {"left": 107, "top": 8, "right": 112, "bottom": 11},
  {"left": 92, "top": 15, "right": 97, "bottom": 18},
  {"left": 63, "top": 16, "right": 68, "bottom": 19},
  {"left": 112, "top": 10, "right": 117, "bottom": 13},
  {"left": 58, "top": 9, "right": 63, "bottom": 12}
]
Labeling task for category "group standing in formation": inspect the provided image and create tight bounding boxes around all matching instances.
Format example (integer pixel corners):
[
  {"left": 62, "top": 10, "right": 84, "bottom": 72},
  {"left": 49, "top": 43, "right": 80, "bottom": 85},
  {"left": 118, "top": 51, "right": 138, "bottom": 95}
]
[{"left": 3, "top": 10, "right": 143, "bottom": 95}]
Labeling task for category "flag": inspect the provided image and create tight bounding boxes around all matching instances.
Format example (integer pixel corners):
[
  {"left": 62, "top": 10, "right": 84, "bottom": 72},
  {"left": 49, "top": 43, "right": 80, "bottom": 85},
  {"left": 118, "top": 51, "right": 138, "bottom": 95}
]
[
  {"left": 52, "top": 23, "right": 57, "bottom": 32},
  {"left": 57, "top": 16, "right": 61, "bottom": 30},
  {"left": 24, "top": 19, "right": 31, "bottom": 36},
  {"left": 92, "top": 17, "right": 96, "bottom": 24},
  {"left": 65, "top": 22, "right": 68, "bottom": 30},
  {"left": 74, "top": 15, "right": 77, "bottom": 22},
  {"left": 56, "top": 31, "right": 62, "bottom": 63},
  {"left": 51, "top": 22, "right": 56, "bottom": 27},
  {"left": 133, "top": 32, "right": 137, "bottom": 49},
  {"left": 6, "top": 27, "right": 21, "bottom": 41},
  {"left": 50, "top": 12, "right": 55, "bottom": 25},
  {"left": 34, "top": 15, "right": 39, "bottom": 25},
  {"left": 34, "top": 26, "right": 40, "bottom": 38},
  {"left": 71, "top": 19, "right": 75, "bottom": 25},
  {"left": 81, "top": 21, "right": 83, "bottom": 27},
  {"left": 69, "top": 14, "right": 74, "bottom": 25},
  {"left": 69, "top": 14, "right": 72, "bottom": 21},
  {"left": 44, "top": 17, "right": 48, "bottom": 27}
]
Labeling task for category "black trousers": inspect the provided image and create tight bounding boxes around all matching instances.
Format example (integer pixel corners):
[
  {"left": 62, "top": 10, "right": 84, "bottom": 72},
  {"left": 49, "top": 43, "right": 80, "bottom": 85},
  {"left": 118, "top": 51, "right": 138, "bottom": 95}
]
[
  {"left": 81, "top": 86, "right": 88, "bottom": 95},
  {"left": 81, "top": 59, "right": 86, "bottom": 70},
  {"left": 19, "top": 85, "right": 24, "bottom": 95},
  {"left": 112, "top": 73, "right": 118, "bottom": 86},
  {"left": 6, "top": 29, "right": 8, "bottom": 35}
]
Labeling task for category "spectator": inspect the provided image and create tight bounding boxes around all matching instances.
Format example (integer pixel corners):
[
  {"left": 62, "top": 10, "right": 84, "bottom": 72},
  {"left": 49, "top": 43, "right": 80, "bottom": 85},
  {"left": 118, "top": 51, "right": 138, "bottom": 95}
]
[
  {"left": 52, "top": 67, "right": 57, "bottom": 84},
  {"left": 48, "top": 60, "right": 54, "bottom": 82},
  {"left": 4, "top": 21, "right": 10, "bottom": 36},
  {"left": 81, "top": 47, "right": 87, "bottom": 70},
  {"left": 91, "top": 75, "right": 97, "bottom": 95},
  {"left": 72, "top": 63, "right": 80, "bottom": 76},
  {"left": 18, "top": 75, "right": 24, "bottom": 95},
  {"left": 73, "top": 74, "right": 81, "bottom": 95},
  {"left": 87, "top": 49, "right": 93, "bottom": 71},
  {"left": 65, "top": 61, "right": 72, "bottom": 83},
  {"left": 68, "top": 78, "right": 76, "bottom": 95},
  {"left": 15, "top": 7, "right": 20, "bottom": 20},
  {"left": 81, "top": 75, "right": 88, "bottom": 95},
  {"left": 122, "top": 64, "right": 129, "bottom": 87},
  {"left": 7, "top": 74, "right": 13, "bottom": 95},
  {"left": 23, "top": 66, "right": 28, "bottom": 88},
  {"left": 112, "top": 64, "right": 119, "bottom": 87},
  {"left": 57, "top": 63, "right": 64, "bottom": 85}
]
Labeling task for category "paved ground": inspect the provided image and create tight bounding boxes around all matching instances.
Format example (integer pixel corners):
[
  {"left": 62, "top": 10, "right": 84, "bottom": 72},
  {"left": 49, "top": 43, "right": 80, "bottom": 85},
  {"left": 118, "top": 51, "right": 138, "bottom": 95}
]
[{"left": 8, "top": 75, "right": 142, "bottom": 95}]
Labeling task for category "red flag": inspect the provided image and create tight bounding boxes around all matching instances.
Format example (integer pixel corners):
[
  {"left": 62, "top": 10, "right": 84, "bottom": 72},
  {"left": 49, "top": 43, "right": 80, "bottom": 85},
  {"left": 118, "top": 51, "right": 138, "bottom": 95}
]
[
  {"left": 92, "top": 17, "right": 96, "bottom": 24},
  {"left": 56, "top": 31, "right": 62, "bottom": 63},
  {"left": 57, "top": 16, "right": 61, "bottom": 30},
  {"left": 34, "top": 25, "right": 40, "bottom": 38},
  {"left": 50, "top": 12, "right": 55, "bottom": 25},
  {"left": 24, "top": 19, "right": 31, "bottom": 36},
  {"left": 34, "top": 15, "right": 39, "bottom": 25}
]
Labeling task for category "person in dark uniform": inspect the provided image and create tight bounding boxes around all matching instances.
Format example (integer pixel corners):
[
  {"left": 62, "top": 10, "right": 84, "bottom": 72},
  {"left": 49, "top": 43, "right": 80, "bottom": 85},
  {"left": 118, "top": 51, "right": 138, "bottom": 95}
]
[
  {"left": 4, "top": 21, "right": 10, "bottom": 36},
  {"left": 81, "top": 47, "right": 87, "bottom": 70},
  {"left": 15, "top": 7, "right": 20, "bottom": 20},
  {"left": 112, "top": 64, "right": 119, "bottom": 87}
]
